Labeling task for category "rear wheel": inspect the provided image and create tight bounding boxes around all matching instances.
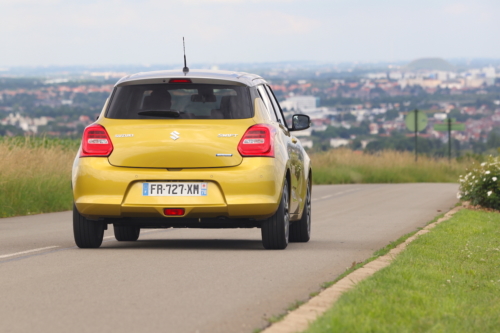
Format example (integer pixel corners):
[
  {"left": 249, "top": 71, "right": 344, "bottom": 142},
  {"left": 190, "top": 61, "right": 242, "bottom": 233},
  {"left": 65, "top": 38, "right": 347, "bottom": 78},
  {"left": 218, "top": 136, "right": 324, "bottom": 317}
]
[
  {"left": 113, "top": 225, "right": 140, "bottom": 241},
  {"left": 290, "top": 184, "right": 311, "bottom": 242},
  {"left": 261, "top": 179, "right": 290, "bottom": 250},
  {"left": 73, "top": 204, "right": 105, "bottom": 248}
]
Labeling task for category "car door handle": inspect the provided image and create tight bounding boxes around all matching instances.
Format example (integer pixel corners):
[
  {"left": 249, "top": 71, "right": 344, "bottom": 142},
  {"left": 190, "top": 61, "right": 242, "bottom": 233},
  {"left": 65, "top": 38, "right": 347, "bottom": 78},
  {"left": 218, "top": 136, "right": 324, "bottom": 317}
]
[{"left": 291, "top": 137, "right": 298, "bottom": 144}]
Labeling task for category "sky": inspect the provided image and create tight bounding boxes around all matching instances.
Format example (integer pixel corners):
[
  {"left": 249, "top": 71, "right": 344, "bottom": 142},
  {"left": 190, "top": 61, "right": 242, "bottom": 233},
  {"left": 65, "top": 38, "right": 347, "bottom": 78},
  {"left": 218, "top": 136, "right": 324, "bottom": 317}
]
[{"left": 0, "top": 0, "right": 499, "bottom": 67}]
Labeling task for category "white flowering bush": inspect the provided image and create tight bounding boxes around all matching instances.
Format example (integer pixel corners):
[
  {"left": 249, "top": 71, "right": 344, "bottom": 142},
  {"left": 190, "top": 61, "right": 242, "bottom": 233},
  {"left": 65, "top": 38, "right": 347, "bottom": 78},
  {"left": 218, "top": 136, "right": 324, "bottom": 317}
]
[{"left": 458, "top": 155, "right": 500, "bottom": 209}]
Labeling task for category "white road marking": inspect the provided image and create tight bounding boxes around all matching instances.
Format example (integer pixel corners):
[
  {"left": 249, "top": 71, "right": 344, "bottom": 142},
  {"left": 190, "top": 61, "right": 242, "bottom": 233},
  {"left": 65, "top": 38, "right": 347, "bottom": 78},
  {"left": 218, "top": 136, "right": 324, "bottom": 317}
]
[
  {"left": 0, "top": 229, "right": 172, "bottom": 263},
  {"left": 312, "top": 189, "right": 360, "bottom": 202},
  {"left": 0, "top": 246, "right": 59, "bottom": 259}
]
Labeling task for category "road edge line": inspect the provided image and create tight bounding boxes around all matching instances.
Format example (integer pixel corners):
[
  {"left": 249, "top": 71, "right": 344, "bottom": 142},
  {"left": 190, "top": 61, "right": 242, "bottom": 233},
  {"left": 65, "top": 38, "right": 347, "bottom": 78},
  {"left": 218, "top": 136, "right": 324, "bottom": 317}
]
[
  {"left": 0, "top": 246, "right": 59, "bottom": 259},
  {"left": 261, "top": 205, "right": 463, "bottom": 333}
]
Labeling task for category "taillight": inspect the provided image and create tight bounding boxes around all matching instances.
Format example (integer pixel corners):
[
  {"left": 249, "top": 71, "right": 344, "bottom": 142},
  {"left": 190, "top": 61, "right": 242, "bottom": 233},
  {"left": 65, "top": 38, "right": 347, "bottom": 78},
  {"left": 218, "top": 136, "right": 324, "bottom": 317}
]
[
  {"left": 237, "top": 124, "right": 275, "bottom": 157},
  {"left": 80, "top": 124, "right": 113, "bottom": 157},
  {"left": 164, "top": 208, "right": 185, "bottom": 216}
]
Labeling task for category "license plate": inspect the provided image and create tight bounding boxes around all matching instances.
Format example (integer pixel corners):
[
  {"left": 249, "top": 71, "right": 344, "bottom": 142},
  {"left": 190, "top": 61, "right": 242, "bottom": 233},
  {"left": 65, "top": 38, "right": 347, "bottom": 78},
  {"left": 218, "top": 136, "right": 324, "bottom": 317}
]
[{"left": 142, "top": 182, "right": 207, "bottom": 196}]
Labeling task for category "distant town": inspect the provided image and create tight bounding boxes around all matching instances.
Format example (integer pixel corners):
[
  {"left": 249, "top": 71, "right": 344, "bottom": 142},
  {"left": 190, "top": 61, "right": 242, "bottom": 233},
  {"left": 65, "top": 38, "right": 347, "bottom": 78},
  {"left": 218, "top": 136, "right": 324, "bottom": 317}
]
[{"left": 1, "top": 58, "right": 500, "bottom": 156}]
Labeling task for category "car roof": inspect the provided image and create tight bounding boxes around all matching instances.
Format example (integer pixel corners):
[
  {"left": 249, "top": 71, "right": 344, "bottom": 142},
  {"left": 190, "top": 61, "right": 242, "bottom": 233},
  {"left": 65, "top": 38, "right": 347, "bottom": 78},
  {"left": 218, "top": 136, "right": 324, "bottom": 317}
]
[{"left": 115, "top": 69, "right": 267, "bottom": 87}]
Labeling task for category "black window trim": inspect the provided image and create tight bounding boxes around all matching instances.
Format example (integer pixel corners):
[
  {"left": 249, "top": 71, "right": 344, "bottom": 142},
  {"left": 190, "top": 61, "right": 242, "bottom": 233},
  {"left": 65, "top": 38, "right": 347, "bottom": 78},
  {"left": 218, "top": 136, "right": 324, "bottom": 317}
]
[
  {"left": 265, "top": 84, "right": 288, "bottom": 129},
  {"left": 256, "top": 84, "right": 280, "bottom": 124},
  {"left": 104, "top": 87, "right": 117, "bottom": 118}
]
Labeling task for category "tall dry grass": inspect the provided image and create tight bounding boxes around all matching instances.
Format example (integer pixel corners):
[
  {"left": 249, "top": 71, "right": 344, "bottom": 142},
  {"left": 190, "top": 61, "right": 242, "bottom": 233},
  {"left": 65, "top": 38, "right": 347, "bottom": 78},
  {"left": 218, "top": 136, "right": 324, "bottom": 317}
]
[
  {"left": 0, "top": 138, "right": 470, "bottom": 217},
  {"left": 0, "top": 137, "right": 78, "bottom": 217},
  {"left": 310, "top": 149, "right": 470, "bottom": 184}
]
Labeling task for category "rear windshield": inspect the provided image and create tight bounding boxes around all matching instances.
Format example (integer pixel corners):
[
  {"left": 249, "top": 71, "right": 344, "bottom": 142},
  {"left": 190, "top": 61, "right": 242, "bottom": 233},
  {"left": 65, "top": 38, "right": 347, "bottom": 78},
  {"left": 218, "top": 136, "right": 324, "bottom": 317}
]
[{"left": 106, "top": 83, "right": 253, "bottom": 119}]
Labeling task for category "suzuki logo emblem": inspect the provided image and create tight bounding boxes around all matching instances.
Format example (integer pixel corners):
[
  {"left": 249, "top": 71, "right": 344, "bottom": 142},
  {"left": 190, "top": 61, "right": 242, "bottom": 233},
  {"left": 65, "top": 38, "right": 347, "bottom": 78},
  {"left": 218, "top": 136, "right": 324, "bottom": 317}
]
[{"left": 170, "top": 131, "right": 180, "bottom": 140}]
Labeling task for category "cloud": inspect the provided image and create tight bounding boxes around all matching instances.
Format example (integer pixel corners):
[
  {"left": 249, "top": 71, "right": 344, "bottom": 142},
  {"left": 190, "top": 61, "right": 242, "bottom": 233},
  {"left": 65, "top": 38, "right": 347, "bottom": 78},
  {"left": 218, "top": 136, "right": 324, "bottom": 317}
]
[
  {"left": 444, "top": 3, "right": 469, "bottom": 14},
  {"left": 180, "top": 0, "right": 295, "bottom": 2},
  {"left": 254, "top": 11, "right": 320, "bottom": 35},
  {"left": 443, "top": 2, "right": 495, "bottom": 21},
  {"left": 0, "top": 0, "right": 62, "bottom": 4},
  {"left": 0, "top": 0, "right": 499, "bottom": 65}
]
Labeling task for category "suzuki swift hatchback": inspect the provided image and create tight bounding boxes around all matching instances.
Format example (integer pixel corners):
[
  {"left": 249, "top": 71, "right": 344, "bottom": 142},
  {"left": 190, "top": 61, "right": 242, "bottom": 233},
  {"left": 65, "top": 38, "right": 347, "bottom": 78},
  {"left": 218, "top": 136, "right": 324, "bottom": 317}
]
[{"left": 72, "top": 69, "right": 312, "bottom": 250}]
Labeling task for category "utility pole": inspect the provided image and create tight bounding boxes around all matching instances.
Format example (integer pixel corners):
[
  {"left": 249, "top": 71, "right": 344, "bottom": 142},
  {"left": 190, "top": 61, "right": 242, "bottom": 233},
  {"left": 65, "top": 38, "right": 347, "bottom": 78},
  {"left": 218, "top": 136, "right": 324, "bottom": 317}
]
[
  {"left": 448, "top": 116, "right": 452, "bottom": 162},
  {"left": 414, "top": 109, "right": 418, "bottom": 162},
  {"left": 405, "top": 109, "right": 428, "bottom": 163},
  {"left": 433, "top": 118, "right": 464, "bottom": 158}
]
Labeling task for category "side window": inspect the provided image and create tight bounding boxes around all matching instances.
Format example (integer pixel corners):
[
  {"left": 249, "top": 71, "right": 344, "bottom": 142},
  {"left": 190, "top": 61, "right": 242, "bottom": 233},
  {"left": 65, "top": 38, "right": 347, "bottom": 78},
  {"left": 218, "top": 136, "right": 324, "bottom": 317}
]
[
  {"left": 257, "top": 85, "right": 278, "bottom": 122},
  {"left": 250, "top": 86, "right": 271, "bottom": 120},
  {"left": 265, "top": 85, "right": 287, "bottom": 127}
]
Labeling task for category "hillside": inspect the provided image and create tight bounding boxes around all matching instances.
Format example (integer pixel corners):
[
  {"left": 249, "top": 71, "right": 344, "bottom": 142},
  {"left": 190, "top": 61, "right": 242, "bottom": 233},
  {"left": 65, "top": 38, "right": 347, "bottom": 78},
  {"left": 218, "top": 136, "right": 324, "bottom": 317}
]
[{"left": 406, "top": 58, "right": 455, "bottom": 71}]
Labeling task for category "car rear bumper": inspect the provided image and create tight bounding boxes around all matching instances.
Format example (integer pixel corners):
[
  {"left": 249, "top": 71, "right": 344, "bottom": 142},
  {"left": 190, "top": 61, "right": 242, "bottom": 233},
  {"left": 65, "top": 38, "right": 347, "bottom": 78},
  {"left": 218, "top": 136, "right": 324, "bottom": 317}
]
[{"left": 72, "top": 156, "right": 285, "bottom": 221}]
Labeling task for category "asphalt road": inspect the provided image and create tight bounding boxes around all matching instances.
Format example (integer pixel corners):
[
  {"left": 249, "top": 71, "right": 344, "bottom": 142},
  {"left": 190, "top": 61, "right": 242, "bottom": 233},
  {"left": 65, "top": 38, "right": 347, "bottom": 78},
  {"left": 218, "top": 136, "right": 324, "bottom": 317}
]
[{"left": 0, "top": 184, "right": 458, "bottom": 333}]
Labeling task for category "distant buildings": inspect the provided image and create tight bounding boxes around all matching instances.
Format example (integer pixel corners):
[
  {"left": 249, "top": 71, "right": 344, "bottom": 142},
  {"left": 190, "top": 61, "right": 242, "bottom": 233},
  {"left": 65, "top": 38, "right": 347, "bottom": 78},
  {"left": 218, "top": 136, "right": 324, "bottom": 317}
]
[
  {"left": 280, "top": 95, "right": 318, "bottom": 111},
  {"left": 1, "top": 113, "right": 50, "bottom": 133},
  {"left": 330, "top": 138, "right": 350, "bottom": 148},
  {"left": 2, "top": 62, "right": 500, "bottom": 150}
]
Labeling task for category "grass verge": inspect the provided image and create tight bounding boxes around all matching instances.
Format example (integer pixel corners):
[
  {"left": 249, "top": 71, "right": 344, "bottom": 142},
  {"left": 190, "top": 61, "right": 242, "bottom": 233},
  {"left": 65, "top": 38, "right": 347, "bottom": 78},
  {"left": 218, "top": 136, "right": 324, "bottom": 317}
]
[
  {"left": 311, "top": 149, "right": 470, "bottom": 184},
  {"left": 0, "top": 137, "right": 78, "bottom": 217},
  {"left": 254, "top": 214, "right": 448, "bottom": 333},
  {"left": 303, "top": 208, "right": 500, "bottom": 333}
]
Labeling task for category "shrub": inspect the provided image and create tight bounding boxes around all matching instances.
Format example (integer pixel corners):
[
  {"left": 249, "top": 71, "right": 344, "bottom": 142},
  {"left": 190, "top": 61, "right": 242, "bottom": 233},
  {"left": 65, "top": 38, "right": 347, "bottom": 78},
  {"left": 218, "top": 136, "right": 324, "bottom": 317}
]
[{"left": 458, "top": 155, "right": 500, "bottom": 209}]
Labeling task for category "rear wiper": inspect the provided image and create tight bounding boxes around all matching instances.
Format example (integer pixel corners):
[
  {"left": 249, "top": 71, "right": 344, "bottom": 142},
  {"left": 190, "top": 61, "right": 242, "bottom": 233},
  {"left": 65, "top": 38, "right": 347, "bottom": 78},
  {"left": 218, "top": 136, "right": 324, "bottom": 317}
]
[{"left": 138, "top": 110, "right": 180, "bottom": 118}]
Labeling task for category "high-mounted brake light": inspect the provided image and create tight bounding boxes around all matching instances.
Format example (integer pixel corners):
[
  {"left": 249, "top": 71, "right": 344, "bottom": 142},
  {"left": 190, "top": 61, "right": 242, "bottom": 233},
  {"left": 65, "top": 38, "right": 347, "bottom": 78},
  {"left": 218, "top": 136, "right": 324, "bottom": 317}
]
[
  {"left": 237, "top": 124, "right": 275, "bottom": 157},
  {"left": 80, "top": 124, "right": 113, "bottom": 157},
  {"left": 169, "top": 78, "right": 192, "bottom": 83}
]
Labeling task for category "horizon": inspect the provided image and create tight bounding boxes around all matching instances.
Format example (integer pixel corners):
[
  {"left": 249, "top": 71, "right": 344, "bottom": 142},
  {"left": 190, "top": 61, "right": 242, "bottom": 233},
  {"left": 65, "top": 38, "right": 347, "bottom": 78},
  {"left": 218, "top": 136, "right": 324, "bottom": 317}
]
[{"left": 2, "top": 57, "right": 500, "bottom": 78}]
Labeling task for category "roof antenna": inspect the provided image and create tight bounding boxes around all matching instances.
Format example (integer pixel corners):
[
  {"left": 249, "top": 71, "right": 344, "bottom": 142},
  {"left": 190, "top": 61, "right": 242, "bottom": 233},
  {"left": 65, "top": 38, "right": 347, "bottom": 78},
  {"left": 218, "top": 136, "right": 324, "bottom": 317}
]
[{"left": 182, "top": 37, "right": 189, "bottom": 75}]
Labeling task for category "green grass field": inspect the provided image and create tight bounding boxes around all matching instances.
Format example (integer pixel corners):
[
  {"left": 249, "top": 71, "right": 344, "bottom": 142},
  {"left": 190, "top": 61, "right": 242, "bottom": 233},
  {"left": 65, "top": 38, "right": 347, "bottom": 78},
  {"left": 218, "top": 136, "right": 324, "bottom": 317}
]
[{"left": 303, "top": 208, "right": 500, "bottom": 333}]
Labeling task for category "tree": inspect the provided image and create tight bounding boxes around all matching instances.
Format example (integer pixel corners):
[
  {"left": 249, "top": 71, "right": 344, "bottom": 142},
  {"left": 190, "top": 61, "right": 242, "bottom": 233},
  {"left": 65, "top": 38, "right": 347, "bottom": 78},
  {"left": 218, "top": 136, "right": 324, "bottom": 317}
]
[
  {"left": 0, "top": 124, "right": 24, "bottom": 136},
  {"left": 341, "top": 112, "right": 356, "bottom": 122},
  {"left": 351, "top": 138, "right": 362, "bottom": 150},
  {"left": 487, "top": 128, "right": 500, "bottom": 149},
  {"left": 385, "top": 109, "right": 399, "bottom": 121}
]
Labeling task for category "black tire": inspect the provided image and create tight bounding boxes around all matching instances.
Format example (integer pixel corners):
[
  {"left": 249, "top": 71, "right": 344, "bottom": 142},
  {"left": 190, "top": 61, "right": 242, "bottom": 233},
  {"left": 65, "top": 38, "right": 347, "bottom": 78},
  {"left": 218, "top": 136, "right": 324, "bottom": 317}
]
[
  {"left": 261, "top": 179, "right": 290, "bottom": 250},
  {"left": 113, "top": 224, "right": 140, "bottom": 241},
  {"left": 73, "top": 204, "right": 104, "bottom": 248},
  {"left": 290, "top": 184, "right": 311, "bottom": 242}
]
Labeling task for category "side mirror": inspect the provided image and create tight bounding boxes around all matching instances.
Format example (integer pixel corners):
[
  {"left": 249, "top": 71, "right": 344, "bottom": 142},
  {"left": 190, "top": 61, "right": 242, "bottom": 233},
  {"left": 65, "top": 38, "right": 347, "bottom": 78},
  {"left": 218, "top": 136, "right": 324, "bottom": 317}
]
[{"left": 290, "top": 114, "right": 310, "bottom": 131}]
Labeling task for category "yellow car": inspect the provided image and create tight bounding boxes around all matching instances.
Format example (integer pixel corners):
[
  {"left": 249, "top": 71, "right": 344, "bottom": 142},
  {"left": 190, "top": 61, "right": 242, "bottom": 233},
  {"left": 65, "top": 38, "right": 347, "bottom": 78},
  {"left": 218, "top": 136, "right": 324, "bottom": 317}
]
[{"left": 72, "top": 70, "right": 312, "bottom": 249}]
